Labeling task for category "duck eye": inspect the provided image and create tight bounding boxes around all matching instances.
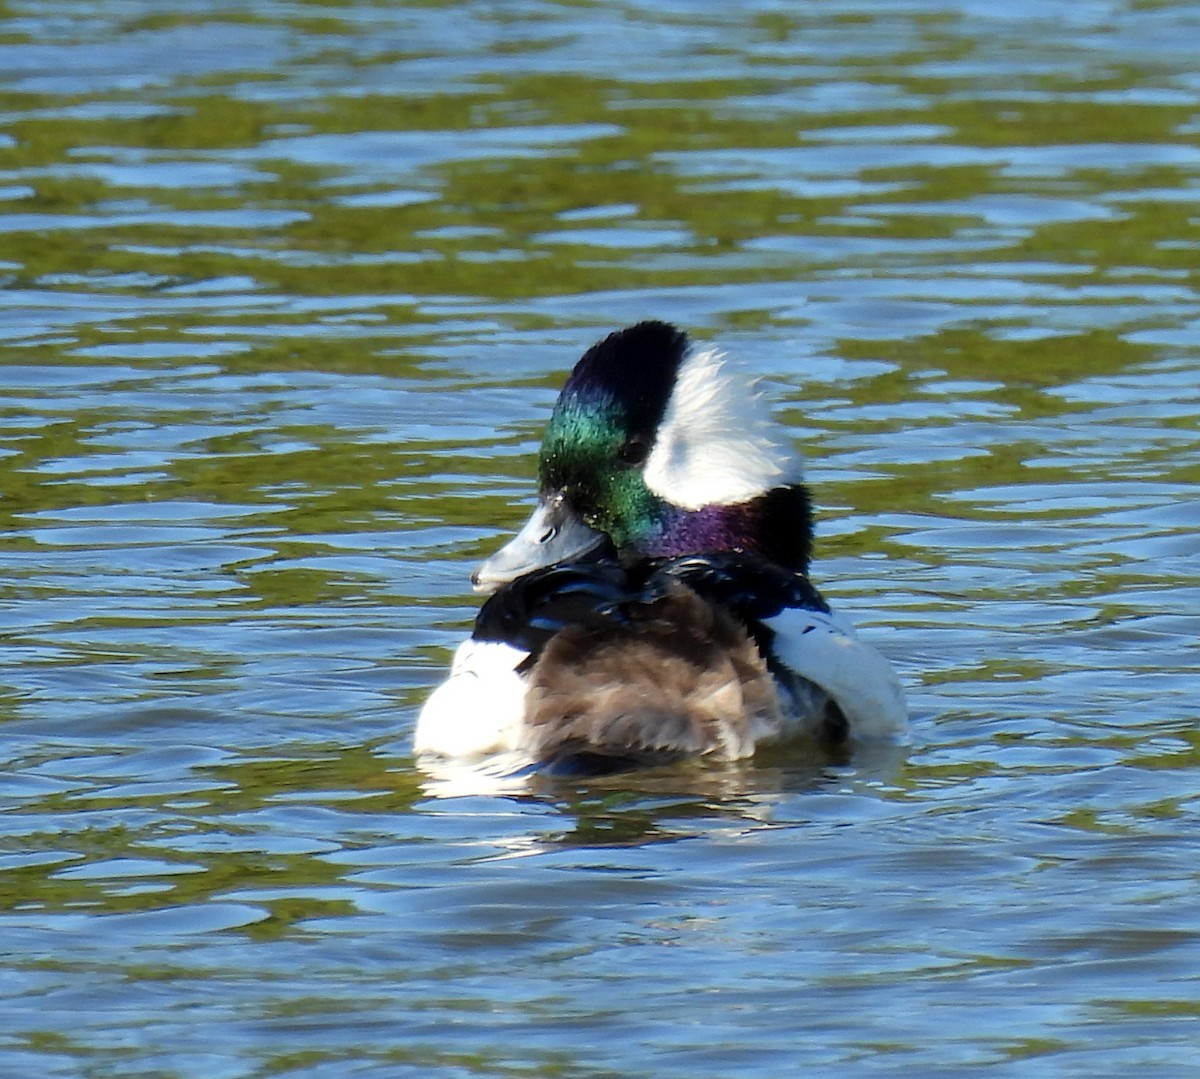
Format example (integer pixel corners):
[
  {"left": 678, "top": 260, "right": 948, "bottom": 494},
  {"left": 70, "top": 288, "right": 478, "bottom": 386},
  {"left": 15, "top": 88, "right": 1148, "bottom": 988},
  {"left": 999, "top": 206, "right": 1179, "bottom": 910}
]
[{"left": 618, "top": 436, "right": 649, "bottom": 465}]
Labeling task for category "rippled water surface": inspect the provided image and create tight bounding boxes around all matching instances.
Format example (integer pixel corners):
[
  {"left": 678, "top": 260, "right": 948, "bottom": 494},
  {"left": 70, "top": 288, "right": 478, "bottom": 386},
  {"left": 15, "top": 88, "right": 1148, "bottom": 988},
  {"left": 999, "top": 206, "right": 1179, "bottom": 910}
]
[{"left": 3, "top": 1, "right": 1200, "bottom": 1075}]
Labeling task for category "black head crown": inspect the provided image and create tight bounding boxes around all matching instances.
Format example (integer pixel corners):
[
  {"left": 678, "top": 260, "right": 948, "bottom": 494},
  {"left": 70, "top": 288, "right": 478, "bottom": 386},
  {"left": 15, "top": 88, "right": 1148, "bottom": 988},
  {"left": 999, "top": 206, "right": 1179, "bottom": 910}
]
[{"left": 556, "top": 320, "right": 690, "bottom": 439}]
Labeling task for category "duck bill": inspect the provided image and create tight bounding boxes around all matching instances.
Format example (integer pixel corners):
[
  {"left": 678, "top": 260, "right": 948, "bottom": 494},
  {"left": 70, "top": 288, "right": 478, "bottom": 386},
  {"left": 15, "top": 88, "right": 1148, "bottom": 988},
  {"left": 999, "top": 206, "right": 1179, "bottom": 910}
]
[{"left": 471, "top": 494, "right": 607, "bottom": 594}]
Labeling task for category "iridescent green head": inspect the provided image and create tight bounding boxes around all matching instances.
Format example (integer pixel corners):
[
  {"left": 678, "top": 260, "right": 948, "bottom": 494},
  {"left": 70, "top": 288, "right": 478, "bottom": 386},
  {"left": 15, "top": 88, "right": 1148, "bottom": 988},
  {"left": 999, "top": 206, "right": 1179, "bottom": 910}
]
[
  {"left": 471, "top": 321, "right": 809, "bottom": 594},
  {"left": 538, "top": 322, "right": 687, "bottom": 549}
]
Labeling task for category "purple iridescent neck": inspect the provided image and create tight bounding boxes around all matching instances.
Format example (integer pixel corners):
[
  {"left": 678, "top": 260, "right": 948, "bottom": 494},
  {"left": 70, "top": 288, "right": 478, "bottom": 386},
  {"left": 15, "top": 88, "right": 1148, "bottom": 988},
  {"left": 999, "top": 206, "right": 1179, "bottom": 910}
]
[
  {"left": 633, "top": 485, "right": 814, "bottom": 573},
  {"left": 643, "top": 503, "right": 759, "bottom": 558}
]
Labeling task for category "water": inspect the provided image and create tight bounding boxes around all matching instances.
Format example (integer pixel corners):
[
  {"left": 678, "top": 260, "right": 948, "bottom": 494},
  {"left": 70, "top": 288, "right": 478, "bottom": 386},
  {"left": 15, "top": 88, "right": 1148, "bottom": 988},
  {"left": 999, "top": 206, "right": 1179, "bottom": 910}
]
[{"left": 2, "top": 1, "right": 1199, "bottom": 1074}]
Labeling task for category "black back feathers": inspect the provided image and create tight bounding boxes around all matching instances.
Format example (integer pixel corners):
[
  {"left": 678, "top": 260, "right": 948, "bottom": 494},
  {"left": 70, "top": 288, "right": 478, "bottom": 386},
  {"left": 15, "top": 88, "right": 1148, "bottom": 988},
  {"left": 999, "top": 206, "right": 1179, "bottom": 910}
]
[{"left": 473, "top": 551, "right": 827, "bottom": 667}]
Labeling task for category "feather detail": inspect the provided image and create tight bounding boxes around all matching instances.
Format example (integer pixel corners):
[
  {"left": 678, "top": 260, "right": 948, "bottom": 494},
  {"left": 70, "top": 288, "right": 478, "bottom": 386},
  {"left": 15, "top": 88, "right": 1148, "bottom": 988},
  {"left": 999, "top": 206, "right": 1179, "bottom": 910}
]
[
  {"left": 643, "top": 347, "right": 802, "bottom": 510},
  {"left": 413, "top": 639, "right": 529, "bottom": 757},
  {"left": 763, "top": 607, "right": 908, "bottom": 741},
  {"left": 521, "top": 581, "right": 783, "bottom": 765}
]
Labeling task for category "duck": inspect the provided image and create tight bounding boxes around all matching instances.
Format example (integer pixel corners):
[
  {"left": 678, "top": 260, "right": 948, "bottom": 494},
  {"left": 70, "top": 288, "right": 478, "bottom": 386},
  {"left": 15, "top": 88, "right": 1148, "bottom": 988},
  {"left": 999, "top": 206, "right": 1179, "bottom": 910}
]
[{"left": 414, "top": 320, "right": 907, "bottom": 770}]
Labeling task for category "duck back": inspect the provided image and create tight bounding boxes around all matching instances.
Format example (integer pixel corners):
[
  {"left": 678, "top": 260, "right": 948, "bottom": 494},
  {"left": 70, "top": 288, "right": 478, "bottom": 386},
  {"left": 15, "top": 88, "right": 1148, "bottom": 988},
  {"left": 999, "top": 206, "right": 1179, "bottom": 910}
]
[{"left": 523, "top": 580, "right": 783, "bottom": 769}]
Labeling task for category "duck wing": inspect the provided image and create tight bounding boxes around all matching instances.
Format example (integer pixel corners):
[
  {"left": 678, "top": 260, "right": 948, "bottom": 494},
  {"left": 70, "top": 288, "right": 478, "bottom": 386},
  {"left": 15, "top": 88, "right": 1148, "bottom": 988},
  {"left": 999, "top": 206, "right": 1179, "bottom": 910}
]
[
  {"left": 761, "top": 605, "right": 908, "bottom": 741},
  {"left": 647, "top": 552, "right": 906, "bottom": 742}
]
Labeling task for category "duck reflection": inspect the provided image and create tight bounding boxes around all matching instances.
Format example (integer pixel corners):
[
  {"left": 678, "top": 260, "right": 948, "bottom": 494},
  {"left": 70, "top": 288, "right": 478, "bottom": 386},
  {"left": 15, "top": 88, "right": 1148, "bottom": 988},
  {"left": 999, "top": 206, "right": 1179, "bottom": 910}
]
[{"left": 414, "top": 738, "right": 909, "bottom": 852}]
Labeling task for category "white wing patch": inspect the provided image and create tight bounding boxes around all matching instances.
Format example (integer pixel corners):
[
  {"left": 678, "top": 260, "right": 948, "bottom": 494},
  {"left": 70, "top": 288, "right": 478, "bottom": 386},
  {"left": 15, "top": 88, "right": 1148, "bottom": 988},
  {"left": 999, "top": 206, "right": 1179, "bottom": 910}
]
[
  {"left": 413, "top": 639, "right": 530, "bottom": 758},
  {"left": 764, "top": 606, "right": 908, "bottom": 741},
  {"left": 643, "top": 346, "right": 803, "bottom": 510}
]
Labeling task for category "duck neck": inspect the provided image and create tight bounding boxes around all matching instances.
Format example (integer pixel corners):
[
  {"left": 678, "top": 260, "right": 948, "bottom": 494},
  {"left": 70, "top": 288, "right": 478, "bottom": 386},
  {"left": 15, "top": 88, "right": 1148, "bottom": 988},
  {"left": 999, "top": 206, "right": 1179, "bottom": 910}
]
[{"left": 634, "top": 484, "right": 813, "bottom": 573}]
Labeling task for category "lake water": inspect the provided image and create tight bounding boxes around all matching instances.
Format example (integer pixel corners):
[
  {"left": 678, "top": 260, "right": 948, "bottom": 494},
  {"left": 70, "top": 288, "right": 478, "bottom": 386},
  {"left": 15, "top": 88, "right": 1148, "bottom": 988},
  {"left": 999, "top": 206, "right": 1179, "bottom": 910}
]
[{"left": 2, "top": 1, "right": 1199, "bottom": 1075}]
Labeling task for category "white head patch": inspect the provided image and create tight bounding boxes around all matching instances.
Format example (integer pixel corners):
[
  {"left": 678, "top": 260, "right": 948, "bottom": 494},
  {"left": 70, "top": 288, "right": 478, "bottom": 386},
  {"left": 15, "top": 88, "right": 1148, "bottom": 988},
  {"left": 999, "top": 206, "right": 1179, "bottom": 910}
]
[{"left": 642, "top": 346, "right": 802, "bottom": 509}]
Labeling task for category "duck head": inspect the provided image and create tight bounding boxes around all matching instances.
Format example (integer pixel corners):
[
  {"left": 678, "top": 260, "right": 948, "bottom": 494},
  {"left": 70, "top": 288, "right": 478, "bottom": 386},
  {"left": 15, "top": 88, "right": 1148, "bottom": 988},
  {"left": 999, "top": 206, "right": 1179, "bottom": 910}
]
[{"left": 472, "top": 321, "right": 812, "bottom": 593}]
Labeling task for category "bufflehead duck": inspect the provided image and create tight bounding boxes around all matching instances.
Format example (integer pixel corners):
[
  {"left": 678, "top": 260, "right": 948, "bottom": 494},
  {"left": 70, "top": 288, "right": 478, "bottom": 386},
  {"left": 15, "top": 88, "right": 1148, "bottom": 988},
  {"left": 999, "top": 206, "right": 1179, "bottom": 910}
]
[{"left": 415, "top": 321, "right": 906, "bottom": 769}]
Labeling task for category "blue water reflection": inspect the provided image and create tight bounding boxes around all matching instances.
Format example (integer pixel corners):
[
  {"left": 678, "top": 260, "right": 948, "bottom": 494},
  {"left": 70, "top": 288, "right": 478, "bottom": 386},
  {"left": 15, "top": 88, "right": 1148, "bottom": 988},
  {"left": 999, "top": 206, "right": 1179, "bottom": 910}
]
[{"left": 1, "top": 0, "right": 1199, "bottom": 1075}]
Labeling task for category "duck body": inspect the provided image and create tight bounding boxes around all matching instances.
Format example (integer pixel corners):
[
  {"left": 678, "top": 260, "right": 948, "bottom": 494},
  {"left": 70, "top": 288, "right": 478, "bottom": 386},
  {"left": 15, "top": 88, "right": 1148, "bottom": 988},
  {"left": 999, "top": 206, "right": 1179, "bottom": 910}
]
[{"left": 415, "top": 321, "right": 906, "bottom": 768}]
